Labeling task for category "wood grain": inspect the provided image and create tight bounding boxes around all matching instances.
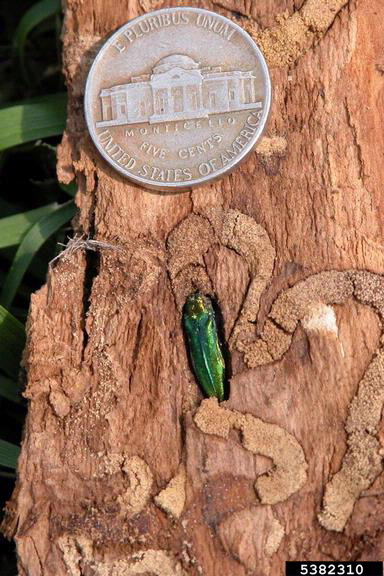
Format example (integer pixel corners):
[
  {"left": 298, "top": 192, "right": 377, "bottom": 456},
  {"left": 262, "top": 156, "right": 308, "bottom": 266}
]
[{"left": 3, "top": 0, "right": 384, "bottom": 574}]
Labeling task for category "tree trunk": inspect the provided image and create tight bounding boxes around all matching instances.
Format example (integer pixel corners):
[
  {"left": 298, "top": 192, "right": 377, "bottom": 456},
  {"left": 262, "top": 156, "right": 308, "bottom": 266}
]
[{"left": 3, "top": 0, "right": 384, "bottom": 574}]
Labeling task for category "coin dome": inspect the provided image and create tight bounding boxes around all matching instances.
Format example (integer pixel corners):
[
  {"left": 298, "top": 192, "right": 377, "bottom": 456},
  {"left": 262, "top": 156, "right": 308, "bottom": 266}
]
[
  {"left": 152, "top": 54, "right": 199, "bottom": 74},
  {"left": 85, "top": 6, "right": 271, "bottom": 190}
]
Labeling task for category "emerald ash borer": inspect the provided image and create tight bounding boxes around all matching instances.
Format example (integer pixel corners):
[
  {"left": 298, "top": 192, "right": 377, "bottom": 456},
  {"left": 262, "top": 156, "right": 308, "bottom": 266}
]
[{"left": 183, "top": 292, "right": 226, "bottom": 401}]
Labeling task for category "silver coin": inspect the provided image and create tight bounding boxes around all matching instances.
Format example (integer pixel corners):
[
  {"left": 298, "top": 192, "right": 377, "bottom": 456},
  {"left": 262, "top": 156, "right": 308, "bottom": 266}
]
[{"left": 84, "top": 7, "right": 271, "bottom": 191}]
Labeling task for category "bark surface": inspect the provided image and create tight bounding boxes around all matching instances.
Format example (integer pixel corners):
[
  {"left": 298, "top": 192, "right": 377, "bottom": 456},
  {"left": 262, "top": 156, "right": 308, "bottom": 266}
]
[{"left": 3, "top": 0, "right": 384, "bottom": 574}]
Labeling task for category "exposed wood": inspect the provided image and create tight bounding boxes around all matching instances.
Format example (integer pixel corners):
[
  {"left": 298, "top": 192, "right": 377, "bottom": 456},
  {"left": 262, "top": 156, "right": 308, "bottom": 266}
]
[{"left": 3, "top": 0, "right": 384, "bottom": 574}]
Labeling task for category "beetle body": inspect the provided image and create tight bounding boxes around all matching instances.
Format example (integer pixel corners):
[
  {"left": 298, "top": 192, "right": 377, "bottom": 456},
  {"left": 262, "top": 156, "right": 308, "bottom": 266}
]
[{"left": 183, "top": 292, "right": 225, "bottom": 401}]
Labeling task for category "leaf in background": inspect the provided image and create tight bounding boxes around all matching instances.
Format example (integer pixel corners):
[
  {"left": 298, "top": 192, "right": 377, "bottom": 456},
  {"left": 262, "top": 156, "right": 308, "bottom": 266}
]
[
  {"left": 0, "top": 305, "right": 25, "bottom": 380},
  {"left": 0, "top": 198, "right": 20, "bottom": 217},
  {"left": 14, "top": 0, "right": 61, "bottom": 78},
  {"left": 0, "top": 93, "right": 67, "bottom": 151},
  {"left": 0, "top": 376, "right": 21, "bottom": 404},
  {"left": 59, "top": 180, "right": 77, "bottom": 197},
  {"left": 0, "top": 200, "right": 75, "bottom": 308},
  {"left": 0, "top": 271, "right": 31, "bottom": 302},
  {"left": 0, "top": 203, "right": 58, "bottom": 249},
  {"left": 0, "top": 439, "right": 20, "bottom": 469},
  {"left": 1, "top": 248, "right": 49, "bottom": 284},
  {"left": 0, "top": 470, "right": 16, "bottom": 479}
]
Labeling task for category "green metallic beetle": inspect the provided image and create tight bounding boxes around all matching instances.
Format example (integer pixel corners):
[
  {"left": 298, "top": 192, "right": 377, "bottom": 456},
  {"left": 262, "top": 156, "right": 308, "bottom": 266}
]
[{"left": 183, "top": 292, "right": 226, "bottom": 401}]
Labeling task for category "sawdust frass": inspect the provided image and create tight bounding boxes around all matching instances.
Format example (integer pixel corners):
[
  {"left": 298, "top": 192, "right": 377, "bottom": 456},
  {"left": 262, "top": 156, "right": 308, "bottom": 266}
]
[
  {"left": 194, "top": 398, "right": 307, "bottom": 505},
  {"left": 256, "top": 135, "right": 287, "bottom": 157},
  {"left": 169, "top": 205, "right": 384, "bottom": 530},
  {"left": 318, "top": 345, "right": 384, "bottom": 531},
  {"left": 118, "top": 455, "right": 153, "bottom": 516},
  {"left": 167, "top": 207, "right": 276, "bottom": 349},
  {"left": 235, "top": 268, "right": 384, "bottom": 531},
  {"left": 167, "top": 213, "right": 215, "bottom": 310},
  {"left": 59, "top": 539, "right": 186, "bottom": 576},
  {"left": 219, "top": 506, "right": 284, "bottom": 570},
  {"left": 154, "top": 465, "right": 186, "bottom": 519},
  {"left": 245, "top": 0, "right": 350, "bottom": 68}
]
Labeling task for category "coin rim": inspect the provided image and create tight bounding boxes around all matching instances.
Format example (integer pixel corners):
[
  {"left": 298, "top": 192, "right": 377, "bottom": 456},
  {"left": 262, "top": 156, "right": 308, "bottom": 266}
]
[{"left": 84, "top": 6, "right": 272, "bottom": 191}]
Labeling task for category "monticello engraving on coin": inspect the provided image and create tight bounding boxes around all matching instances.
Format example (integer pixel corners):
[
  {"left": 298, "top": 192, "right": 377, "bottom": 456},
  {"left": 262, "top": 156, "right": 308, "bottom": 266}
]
[{"left": 85, "top": 7, "right": 271, "bottom": 191}]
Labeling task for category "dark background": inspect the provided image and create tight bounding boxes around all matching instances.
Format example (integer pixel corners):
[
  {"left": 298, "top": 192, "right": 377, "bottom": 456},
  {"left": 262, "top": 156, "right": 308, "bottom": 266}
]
[{"left": 0, "top": 1, "right": 67, "bottom": 572}]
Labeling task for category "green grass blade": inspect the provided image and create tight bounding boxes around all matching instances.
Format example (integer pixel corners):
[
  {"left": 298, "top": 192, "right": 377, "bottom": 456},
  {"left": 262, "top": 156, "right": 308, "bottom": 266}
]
[
  {"left": 0, "top": 93, "right": 67, "bottom": 151},
  {"left": 0, "top": 200, "right": 75, "bottom": 308},
  {"left": 0, "top": 203, "right": 58, "bottom": 249},
  {"left": 0, "top": 375, "right": 21, "bottom": 404},
  {"left": 0, "top": 306, "right": 25, "bottom": 380},
  {"left": 0, "top": 470, "right": 17, "bottom": 479},
  {"left": 59, "top": 181, "right": 77, "bottom": 197},
  {"left": 0, "top": 439, "right": 20, "bottom": 469},
  {"left": 14, "top": 0, "right": 61, "bottom": 74},
  {"left": 0, "top": 198, "right": 18, "bottom": 217}
]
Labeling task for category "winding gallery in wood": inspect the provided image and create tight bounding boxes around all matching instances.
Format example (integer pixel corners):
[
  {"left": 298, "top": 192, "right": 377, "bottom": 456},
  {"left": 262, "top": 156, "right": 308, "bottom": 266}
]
[{"left": 96, "top": 54, "right": 261, "bottom": 126}]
